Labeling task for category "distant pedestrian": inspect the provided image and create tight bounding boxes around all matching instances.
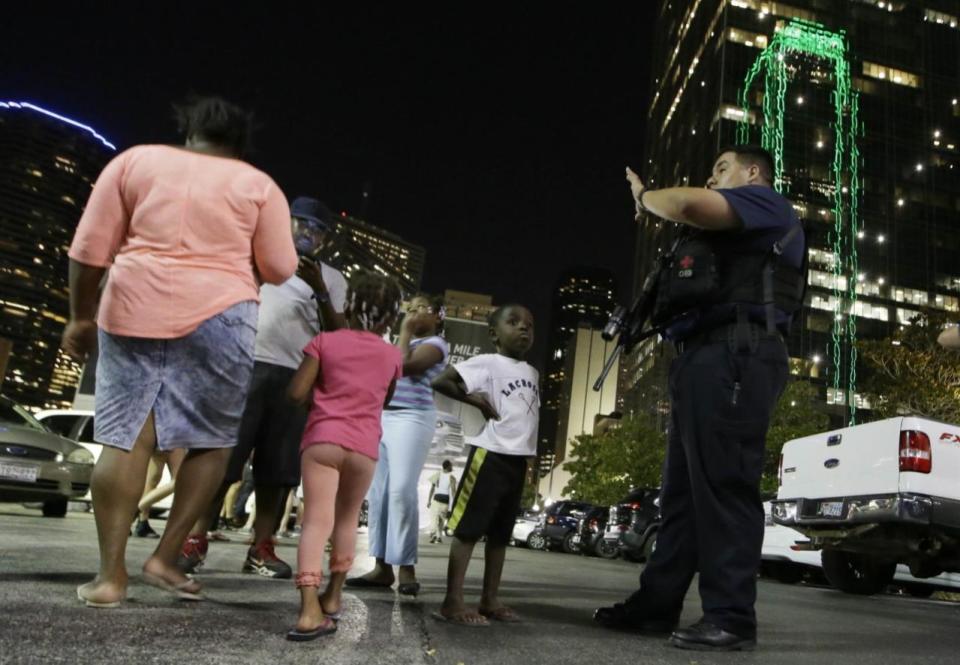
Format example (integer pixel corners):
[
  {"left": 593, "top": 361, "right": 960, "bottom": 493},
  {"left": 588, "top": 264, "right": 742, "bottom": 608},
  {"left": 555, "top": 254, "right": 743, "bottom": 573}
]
[
  {"left": 285, "top": 271, "right": 403, "bottom": 641},
  {"left": 427, "top": 460, "right": 457, "bottom": 543},
  {"left": 348, "top": 294, "right": 448, "bottom": 596},
  {"left": 62, "top": 95, "right": 297, "bottom": 608},
  {"left": 431, "top": 304, "right": 539, "bottom": 626}
]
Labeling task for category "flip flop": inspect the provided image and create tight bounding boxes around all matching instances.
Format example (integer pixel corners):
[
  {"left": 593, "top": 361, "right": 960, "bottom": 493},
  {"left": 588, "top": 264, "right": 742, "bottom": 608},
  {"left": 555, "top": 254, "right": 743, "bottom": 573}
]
[
  {"left": 479, "top": 607, "right": 521, "bottom": 623},
  {"left": 142, "top": 572, "right": 204, "bottom": 601},
  {"left": 76, "top": 584, "right": 124, "bottom": 609},
  {"left": 431, "top": 610, "right": 490, "bottom": 627},
  {"left": 398, "top": 582, "right": 420, "bottom": 597},
  {"left": 286, "top": 617, "right": 338, "bottom": 642},
  {"left": 344, "top": 577, "right": 393, "bottom": 589}
]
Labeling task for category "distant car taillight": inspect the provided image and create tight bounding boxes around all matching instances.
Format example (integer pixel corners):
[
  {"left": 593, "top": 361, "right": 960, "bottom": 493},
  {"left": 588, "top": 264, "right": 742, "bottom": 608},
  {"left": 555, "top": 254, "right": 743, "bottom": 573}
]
[
  {"left": 546, "top": 515, "right": 556, "bottom": 524},
  {"left": 588, "top": 519, "right": 598, "bottom": 529},
  {"left": 899, "top": 430, "right": 932, "bottom": 474},
  {"left": 627, "top": 501, "right": 643, "bottom": 510}
]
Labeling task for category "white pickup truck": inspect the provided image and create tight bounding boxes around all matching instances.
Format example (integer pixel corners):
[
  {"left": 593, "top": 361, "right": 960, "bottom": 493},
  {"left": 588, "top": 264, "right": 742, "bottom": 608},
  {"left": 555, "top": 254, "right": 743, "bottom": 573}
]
[{"left": 772, "top": 416, "right": 960, "bottom": 595}]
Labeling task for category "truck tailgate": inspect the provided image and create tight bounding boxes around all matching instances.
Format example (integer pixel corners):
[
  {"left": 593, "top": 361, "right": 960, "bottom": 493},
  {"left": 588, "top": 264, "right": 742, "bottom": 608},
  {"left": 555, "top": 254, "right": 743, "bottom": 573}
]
[{"left": 778, "top": 418, "right": 903, "bottom": 500}]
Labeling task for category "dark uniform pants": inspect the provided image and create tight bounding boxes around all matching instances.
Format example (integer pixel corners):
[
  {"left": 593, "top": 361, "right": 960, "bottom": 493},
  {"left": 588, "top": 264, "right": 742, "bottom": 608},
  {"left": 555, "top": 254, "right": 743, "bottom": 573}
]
[{"left": 629, "top": 332, "right": 788, "bottom": 638}]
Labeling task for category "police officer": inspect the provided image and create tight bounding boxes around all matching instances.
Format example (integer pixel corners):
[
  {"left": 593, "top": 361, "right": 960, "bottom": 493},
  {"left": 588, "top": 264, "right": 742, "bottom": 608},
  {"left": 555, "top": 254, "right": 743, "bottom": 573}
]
[{"left": 594, "top": 145, "right": 804, "bottom": 652}]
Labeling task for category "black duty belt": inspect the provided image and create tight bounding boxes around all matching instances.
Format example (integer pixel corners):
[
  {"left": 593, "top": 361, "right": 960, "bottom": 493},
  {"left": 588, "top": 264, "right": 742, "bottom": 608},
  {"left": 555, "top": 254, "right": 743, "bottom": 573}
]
[{"left": 675, "top": 321, "right": 783, "bottom": 355}]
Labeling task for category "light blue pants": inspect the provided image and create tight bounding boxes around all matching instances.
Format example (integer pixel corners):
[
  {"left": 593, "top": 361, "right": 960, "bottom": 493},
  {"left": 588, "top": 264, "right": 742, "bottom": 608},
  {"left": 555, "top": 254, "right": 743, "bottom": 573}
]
[{"left": 366, "top": 408, "right": 436, "bottom": 566}]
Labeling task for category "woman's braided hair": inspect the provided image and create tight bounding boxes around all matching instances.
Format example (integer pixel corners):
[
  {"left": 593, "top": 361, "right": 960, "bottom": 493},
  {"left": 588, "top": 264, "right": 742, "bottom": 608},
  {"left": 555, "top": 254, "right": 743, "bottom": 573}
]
[{"left": 346, "top": 270, "right": 402, "bottom": 332}]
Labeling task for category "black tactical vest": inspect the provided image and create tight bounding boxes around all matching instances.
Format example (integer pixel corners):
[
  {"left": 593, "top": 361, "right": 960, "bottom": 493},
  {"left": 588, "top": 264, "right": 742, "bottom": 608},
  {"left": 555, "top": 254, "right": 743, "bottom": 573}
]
[{"left": 650, "top": 224, "right": 806, "bottom": 332}]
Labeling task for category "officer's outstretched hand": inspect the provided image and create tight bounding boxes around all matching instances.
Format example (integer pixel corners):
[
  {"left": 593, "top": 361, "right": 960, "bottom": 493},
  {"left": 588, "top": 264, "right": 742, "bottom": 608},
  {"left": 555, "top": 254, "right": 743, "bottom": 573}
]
[{"left": 626, "top": 167, "right": 646, "bottom": 220}]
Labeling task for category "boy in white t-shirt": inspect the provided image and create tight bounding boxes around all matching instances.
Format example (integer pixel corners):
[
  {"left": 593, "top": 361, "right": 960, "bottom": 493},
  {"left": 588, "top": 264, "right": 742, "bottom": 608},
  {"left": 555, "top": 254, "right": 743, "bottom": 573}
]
[{"left": 431, "top": 304, "right": 538, "bottom": 626}]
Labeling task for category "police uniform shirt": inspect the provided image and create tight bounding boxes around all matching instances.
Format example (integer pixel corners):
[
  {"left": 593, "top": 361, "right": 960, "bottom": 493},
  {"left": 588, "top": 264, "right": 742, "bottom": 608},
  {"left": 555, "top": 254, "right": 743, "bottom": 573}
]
[{"left": 666, "top": 184, "right": 804, "bottom": 340}]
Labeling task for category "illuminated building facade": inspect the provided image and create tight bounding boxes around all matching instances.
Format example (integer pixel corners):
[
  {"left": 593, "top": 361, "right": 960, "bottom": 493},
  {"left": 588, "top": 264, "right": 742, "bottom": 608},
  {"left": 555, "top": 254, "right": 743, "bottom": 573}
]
[
  {"left": 538, "top": 324, "right": 621, "bottom": 501},
  {"left": 0, "top": 101, "right": 115, "bottom": 409},
  {"left": 325, "top": 213, "right": 425, "bottom": 294},
  {"left": 443, "top": 289, "right": 496, "bottom": 322},
  {"left": 538, "top": 267, "right": 617, "bottom": 472},
  {"left": 625, "top": 0, "right": 960, "bottom": 420}
]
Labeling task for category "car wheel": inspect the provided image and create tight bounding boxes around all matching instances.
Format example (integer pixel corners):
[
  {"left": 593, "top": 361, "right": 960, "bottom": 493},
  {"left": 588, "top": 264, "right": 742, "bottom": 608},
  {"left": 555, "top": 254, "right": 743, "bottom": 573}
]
[
  {"left": 641, "top": 530, "right": 658, "bottom": 562},
  {"left": 42, "top": 498, "right": 68, "bottom": 518},
  {"left": 594, "top": 538, "right": 619, "bottom": 559},
  {"left": 821, "top": 550, "right": 896, "bottom": 595},
  {"left": 527, "top": 530, "right": 547, "bottom": 551},
  {"left": 561, "top": 532, "right": 581, "bottom": 555}
]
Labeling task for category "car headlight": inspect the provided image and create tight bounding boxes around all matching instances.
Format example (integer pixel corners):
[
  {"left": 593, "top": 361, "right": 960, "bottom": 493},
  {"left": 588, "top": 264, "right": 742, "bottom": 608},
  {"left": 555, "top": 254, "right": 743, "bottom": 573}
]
[{"left": 66, "top": 448, "right": 95, "bottom": 465}]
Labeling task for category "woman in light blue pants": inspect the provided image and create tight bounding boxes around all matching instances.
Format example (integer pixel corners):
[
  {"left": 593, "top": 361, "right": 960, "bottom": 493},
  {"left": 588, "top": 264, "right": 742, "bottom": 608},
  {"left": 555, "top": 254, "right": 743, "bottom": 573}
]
[{"left": 347, "top": 295, "right": 448, "bottom": 595}]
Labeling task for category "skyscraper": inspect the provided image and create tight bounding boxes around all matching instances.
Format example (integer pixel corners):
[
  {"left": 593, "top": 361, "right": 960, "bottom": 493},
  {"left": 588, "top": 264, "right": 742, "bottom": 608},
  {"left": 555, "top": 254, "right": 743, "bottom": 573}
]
[
  {"left": 538, "top": 267, "right": 618, "bottom": 471},
  {"left": 624, "top": 0, "right": 960, "bottom": 420},
  {"left": 324, "top": 212, "right": 426, "bottom": 294},
  {"left": 0, "top": 101, "right": 115, "bottom": 409}
]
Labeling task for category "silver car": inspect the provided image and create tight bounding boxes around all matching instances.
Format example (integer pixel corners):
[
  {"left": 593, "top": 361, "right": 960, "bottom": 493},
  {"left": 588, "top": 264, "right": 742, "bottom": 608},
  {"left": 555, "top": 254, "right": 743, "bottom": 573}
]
[{"left": 0, "top": 395, "right": 94, "bottom": 517}]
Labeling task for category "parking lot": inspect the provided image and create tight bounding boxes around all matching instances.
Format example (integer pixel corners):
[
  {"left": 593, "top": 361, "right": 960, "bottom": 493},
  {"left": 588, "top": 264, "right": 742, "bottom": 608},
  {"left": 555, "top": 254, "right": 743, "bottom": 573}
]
[{"left": 3, "top": 505, "right": 960, "bottom": 665}]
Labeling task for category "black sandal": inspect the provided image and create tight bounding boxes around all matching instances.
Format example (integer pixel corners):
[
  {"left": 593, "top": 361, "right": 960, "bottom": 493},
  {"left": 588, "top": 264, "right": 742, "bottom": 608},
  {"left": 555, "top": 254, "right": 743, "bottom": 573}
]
[{"left": 286, "top": 617, "right": 337, "bottom": 642}]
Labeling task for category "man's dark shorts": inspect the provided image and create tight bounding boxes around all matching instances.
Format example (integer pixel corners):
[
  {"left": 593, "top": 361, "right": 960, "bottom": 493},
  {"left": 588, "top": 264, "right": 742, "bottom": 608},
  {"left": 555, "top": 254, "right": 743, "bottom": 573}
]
[{"left": 224, "top": 361, "right": 307, "bottom": 488}]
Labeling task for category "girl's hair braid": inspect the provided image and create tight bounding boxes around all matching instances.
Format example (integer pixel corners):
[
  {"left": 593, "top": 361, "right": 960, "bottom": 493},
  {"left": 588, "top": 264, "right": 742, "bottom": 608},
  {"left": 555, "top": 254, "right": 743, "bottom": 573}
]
[{"left": 346, "top": 270, "right": 402, "bottom": 331}]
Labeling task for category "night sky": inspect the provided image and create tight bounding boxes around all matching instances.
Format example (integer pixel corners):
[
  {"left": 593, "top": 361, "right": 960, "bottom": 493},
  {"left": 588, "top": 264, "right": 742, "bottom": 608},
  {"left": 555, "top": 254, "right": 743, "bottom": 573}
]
[{"left": 3, "top": 4, "right": 656, "bottom": 367}]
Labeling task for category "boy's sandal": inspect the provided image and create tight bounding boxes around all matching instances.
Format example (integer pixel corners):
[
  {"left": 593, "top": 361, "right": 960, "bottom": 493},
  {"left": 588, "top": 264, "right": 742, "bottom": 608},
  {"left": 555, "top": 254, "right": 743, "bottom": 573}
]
[
  {"left": 479, "top": 606, "right": 521, "bottom": 622},
  {"left": 431, "top": 610, "right": 490, "bottom": 627},
  {"left": 286, "top": 617, "right": 338, "bottom": 642}
]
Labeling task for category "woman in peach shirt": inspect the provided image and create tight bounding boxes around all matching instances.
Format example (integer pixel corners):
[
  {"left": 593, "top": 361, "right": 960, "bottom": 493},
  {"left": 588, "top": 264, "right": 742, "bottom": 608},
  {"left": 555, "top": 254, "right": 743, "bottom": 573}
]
[{"left": 62, "top": 97, "right": 298, "bottom": 607}]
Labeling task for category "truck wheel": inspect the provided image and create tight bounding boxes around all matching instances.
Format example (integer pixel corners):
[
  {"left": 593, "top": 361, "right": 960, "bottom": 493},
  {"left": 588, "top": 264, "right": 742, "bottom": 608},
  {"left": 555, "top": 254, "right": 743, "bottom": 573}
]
[
  {"left": 42, "top": 499, "right": 68, "bottom": 518},
  {"left": 527, "top": 530, "right": 547, "bottom": 551},
  {"left": 561, "top": 532, "right": 581, "bottom": 554},
  {"left": 821, "top": 550, "right": 896, "bottom": 595},
  {"left": 594, "top": 539, "right": 619, "bottom": 559}
]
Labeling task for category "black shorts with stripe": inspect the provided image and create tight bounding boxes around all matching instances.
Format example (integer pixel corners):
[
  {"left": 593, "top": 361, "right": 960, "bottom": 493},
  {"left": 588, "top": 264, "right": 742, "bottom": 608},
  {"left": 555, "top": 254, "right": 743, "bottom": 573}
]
[{"left": 447, "top": 445, "right": 527, "bottom": 545}]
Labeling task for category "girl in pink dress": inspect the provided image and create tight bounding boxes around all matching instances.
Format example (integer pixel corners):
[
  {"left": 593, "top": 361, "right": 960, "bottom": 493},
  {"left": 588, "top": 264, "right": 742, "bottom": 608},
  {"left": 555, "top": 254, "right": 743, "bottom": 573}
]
[{"left": 284, "top": 271, "right": 404, "bottom": 641}]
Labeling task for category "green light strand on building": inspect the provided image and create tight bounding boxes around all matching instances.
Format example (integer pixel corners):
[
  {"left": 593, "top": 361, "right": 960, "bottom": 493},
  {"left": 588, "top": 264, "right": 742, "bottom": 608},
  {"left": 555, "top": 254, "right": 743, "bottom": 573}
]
[{"left": 738, "top": 19, "right": 862, "bottom": 425}]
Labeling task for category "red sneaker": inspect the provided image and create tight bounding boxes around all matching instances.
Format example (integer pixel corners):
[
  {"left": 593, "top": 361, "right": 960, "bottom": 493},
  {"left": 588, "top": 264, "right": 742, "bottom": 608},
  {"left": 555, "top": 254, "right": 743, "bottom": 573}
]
[
  {"left": 176, "top": 534, "right": 208, "bottom": 574},
  {"left": 242, "top": 540, "right": 292, "bottom": 579}
]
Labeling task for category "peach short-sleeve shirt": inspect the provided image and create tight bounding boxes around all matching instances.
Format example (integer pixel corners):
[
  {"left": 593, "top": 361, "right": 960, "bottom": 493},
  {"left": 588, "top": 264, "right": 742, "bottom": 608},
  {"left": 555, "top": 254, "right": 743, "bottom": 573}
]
[{"left": 69, "top": 145, "right": 298, "bottom": 339}]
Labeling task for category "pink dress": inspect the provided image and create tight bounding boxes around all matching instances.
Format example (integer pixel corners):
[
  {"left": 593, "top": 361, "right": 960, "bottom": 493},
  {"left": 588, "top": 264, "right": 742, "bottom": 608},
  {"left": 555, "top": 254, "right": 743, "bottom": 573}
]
[{"left": 301, "top": 330, "right": 403, "bottom": 460}]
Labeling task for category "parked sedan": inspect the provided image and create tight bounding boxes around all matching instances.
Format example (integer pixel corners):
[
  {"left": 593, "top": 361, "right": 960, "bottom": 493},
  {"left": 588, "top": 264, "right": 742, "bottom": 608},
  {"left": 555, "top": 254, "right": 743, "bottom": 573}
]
[
  {"left": 35, "top": 408, "right": 174, "bottom": 510},
  {"left": 511, "top": 511, "right": 544, "bottom": 549},
  {"left": 542, "top": 500, "right": 593, "bottom": 553},
  {"left": 0, "top": 396, "right": 94, "bottom": 517}
]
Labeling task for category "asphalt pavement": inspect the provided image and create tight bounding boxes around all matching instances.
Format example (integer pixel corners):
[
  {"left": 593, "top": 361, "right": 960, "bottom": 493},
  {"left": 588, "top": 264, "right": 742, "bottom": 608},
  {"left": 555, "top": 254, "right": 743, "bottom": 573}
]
[{"left": 2, "top": 505, "right": 960, "bottom": 665}]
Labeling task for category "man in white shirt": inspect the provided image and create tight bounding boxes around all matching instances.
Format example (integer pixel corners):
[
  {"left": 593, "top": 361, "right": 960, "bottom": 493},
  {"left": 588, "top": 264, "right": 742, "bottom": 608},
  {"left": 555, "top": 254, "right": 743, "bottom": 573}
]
[
  {"left": 427, "top": 460, "right": 457, "bottom": 543},
  {"left": 178, "top": 197, "right": 347, "bottom": 579}
]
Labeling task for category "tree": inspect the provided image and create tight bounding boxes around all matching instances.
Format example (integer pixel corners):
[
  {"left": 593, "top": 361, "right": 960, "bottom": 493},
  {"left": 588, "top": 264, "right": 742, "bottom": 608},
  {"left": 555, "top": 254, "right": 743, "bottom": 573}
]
[
  {"left": 561, "top": 379, "right": 828, "bottom": 500},
  {"left": 762, "top": 379, "right": 830, "bottom": 494},
  {"left": 561, "top": 415, "right": 666, "bottom": 506},
  {"left": 858, "top": 310, "right": 960, "bottom": 423}
]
